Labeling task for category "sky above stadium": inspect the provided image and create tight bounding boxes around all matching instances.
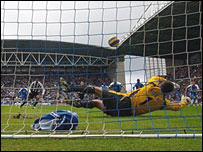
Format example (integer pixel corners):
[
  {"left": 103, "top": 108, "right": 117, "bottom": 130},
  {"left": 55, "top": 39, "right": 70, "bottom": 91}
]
[{"left": 1, "top": 1, "right": 169, "bottom": 47}]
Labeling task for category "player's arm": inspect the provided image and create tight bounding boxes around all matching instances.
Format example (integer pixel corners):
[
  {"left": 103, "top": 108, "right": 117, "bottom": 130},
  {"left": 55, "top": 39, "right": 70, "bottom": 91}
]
[
  {"left": 17, "top": 88, "right": 22, "bottom": 97},
  {"left": 195, "top": 84, "right": 200, "bottom": 91},
  {"left": 109, "top": 82, "right": 113, "bottom": 89},
  {"left": 133, "top": 84, "right": 136, "bottom": 90},
  {"left": 148, "top": 84, "right": 187, "bottom": 111},
  {"left": 25, "top": 88, "right": 29, "bottom": 97},
  {"left": 164, "top": 95, "right": 189, "bottom": 111},
  {"left": 185, "top": 84, "right": 191, "bottom": 95},
  {"left": 26, "top": 88, "right": 29, "bottom": 94},
  {"left": 109, "top": 82, "right": 113, "bottom": 87}
]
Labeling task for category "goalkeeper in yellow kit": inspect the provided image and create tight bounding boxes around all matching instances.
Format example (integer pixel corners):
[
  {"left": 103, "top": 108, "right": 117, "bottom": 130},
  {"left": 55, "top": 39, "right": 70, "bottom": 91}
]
[{"left": 60, "top": 76, "right": 190, "bottom": 116}]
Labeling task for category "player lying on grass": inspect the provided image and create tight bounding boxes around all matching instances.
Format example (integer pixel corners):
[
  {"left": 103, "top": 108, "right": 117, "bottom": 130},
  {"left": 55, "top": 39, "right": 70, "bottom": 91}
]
[{"left": 60, "top": 76, "right": 191, "bottom": 116}]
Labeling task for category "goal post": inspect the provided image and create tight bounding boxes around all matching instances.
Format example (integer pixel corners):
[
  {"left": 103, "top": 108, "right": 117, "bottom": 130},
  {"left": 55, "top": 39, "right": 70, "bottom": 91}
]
[
  {"left": 2, "top": 134, "right": 202, "bottom": 139},
  {"left": 1, "top": 1, "right": 202, "bottom": 139}
]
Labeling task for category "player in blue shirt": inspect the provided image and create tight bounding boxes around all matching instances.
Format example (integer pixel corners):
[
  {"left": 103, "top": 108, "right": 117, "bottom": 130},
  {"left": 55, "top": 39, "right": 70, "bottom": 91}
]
[
  {"left": 133, "top": 79, "right": 144, "bottom": 90},
  {"left": 109, "top": 79, "right": 126, "bottom": 92},
  {"left": 186, "top": 80, "right": 200, "bottom": 105},
  {"left": 18, "top": 85, "right": 28, "bottom": 104},
  {"left": 100, "top": 82, "right": 109, "bottom": 89}
]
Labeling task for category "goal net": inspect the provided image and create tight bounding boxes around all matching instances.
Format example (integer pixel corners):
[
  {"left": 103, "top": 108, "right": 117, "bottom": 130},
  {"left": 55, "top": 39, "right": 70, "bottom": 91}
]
[{"left": 1, "top": 1, "right": 202, "bottom": 138}]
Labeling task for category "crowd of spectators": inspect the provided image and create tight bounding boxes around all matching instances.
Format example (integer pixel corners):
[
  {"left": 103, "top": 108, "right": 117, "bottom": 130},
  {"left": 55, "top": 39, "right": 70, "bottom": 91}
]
[
  {"left": 1, "top": 64, "right": 202, "bottom": 104},
  {"left": 1, "top": 67, "right": 111, "bottom": 103}
]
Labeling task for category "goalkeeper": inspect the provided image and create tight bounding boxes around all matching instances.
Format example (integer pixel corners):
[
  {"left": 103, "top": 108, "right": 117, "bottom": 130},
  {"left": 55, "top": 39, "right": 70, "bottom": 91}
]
[{"left": 60, "top": 76, "right": 190, "bottom": 116}]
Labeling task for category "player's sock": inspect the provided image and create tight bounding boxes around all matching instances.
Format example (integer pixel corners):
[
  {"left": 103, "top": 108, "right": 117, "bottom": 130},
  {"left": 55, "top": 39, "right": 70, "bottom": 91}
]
[
  {"left": 33, "top": 102, "right": 38, "bottom": 108},
  {"left": 20, "top": 102, "right": 26, "bottom": 108}
]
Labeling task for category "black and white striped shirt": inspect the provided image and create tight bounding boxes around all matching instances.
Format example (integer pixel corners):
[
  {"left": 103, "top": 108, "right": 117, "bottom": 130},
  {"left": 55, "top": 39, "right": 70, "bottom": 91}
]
[{"left": 29, "top": 81, "right": 45, "bottom": 95}]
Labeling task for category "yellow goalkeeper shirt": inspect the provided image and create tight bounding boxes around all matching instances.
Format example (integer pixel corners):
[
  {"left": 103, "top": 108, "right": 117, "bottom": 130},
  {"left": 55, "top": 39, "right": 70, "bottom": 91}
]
[
  {"left": 130, "top": 85, "right": 171, "bottom": 115},
  {"left": 108, "top": 76, "right": 182, "bottom": 115},
  {"left": 121, "top": 76, "right": 168, "bottom": 115},
  {"left": 130, "top": 76, "right": 167, "bottom": 115}
]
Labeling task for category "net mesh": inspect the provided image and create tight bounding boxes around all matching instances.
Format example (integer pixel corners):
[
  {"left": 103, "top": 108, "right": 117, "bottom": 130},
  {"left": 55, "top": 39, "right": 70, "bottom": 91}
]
[{"left": 1, "top": 1, "right": 202, "bottom": 137}]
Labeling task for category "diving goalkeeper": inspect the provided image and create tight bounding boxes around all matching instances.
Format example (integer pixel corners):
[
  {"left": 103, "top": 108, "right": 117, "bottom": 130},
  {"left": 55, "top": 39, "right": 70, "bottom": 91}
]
[{"left": 60, "top": 76, "right": 190, "bottom": 116}]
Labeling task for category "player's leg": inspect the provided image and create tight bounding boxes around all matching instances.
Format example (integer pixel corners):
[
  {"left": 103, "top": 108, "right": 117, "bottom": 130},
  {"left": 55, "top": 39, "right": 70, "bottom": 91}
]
[
  {"left": 84, "top": 86, "right": 102, "bottom": 97},
  {"left": 192, "top": 94, "right": 198, "bottom": 105},
  {"left": 165, "top": 96, "right": 190, "bottom": 111},
  {"left": 190, "top": 93, "right": 195, "bottom": 106},
  {"left": 20, "top": 94, "right": 30, "bottom": 108},
  {"left": 67, "top": 99, "right": 105, "bottom": 110},
  {"left": 60, "top": 77, "right": 103, "bottom": 97},
  {"left": 20, "top": 101, "right": 27, "bottom": 108},
  {"left": 60, "top": 77, "right": 102, "bottom": 95},
  {"left": 32, "top": 94, "right": 40, "bottom": 109}
]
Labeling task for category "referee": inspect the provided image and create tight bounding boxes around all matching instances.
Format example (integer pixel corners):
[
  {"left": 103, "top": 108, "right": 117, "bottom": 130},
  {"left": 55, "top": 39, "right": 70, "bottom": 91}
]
[{"left": 20, "top": 78, "right": 45, "bottom": 109}]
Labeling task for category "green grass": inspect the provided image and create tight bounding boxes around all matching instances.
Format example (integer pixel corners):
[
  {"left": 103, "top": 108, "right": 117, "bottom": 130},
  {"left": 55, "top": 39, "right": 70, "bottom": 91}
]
[
  {"left": 1, "top": 105, "right": 202, "bottom": 151},
  {"left": 1, "top": 138, "right": 202, "bottom": 151}
]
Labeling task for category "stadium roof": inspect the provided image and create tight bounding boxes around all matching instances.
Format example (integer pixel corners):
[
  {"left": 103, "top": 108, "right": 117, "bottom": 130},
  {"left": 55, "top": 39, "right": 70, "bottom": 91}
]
[
  {"left": 117, "top": 1, "right": 202, "bottom": 60},
  {"left": 1, "top": 39, "right": 115, "bottom": 58}
]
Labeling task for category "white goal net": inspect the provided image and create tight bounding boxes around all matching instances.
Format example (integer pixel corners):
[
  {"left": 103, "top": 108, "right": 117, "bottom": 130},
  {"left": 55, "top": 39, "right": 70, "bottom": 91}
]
[{"left": 1, "top": 1, "right": 202, "bottom": 138}]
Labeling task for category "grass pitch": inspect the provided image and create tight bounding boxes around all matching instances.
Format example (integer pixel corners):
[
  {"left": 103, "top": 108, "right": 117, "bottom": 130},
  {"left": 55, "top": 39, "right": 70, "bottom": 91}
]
[{"left": 1, "top": 105, "right": 202, "bottom": 151}]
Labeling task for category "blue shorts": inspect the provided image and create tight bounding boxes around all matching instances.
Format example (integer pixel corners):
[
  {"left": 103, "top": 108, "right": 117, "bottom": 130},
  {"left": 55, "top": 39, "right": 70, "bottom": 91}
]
[
  {"left": 189, "top": 93, "right": 197, "bottom": 99},
  {"left": 22, "top": 95, "right": 27, "bottom": 101}
]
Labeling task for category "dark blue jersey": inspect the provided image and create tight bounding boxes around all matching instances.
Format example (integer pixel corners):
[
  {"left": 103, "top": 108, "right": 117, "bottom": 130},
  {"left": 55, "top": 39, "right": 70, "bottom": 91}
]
[
  {"left": 133, "top": 82, "right": 144, "bottom": 90},
  {"left": 18, "top": 88, "right": 28, "bottom": 96},
  {"left": 18, "top": 88, "right": 28, "bottom": 100},
  {"left": 101, "top": 85, "right": 109, "bottom": 89},
  {"left": 109, "top": 82, "right": 122, "bottom": 92},
  {"left": 187, "top": 84, "right": 199, "bottom": 96}
]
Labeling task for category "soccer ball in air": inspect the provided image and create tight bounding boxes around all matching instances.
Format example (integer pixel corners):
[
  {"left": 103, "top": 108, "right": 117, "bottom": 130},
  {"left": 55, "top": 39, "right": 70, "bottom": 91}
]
[{"left": 108, "top": 36, "right": 120, "bottom": 47}]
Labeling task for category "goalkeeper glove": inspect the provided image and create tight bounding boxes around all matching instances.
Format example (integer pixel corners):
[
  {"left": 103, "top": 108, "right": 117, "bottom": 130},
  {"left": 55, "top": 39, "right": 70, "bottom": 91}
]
[{"left": 181, "top": 95, "right": 191, "bottom": 105}]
